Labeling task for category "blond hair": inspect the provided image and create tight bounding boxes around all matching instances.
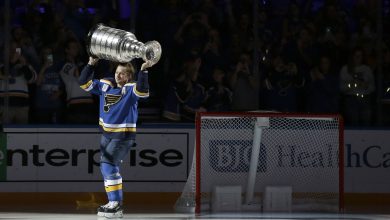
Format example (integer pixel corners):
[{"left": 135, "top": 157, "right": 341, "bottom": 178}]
[{"left": 118, "top": 62, "right": 135, "bottom": 82}]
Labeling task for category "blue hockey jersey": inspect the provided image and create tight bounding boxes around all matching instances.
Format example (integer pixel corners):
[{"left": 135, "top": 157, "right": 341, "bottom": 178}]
[{"left": 79, "top": 65, "right": 149, "bottom": 139}]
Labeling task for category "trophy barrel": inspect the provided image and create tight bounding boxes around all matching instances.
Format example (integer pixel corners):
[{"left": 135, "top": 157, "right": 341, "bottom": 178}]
[{"left": 86, "top": 23, "right": 161, "bottom": 65}]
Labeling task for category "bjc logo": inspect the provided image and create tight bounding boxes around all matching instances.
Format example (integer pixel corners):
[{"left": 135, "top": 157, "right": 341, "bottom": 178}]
[{"left": 209, "top": 140, "right": 267, "bottom": 172}]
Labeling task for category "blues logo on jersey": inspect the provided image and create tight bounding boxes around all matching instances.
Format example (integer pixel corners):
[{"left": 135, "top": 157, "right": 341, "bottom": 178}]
[{"left": 104, "top": 94, "right": 122, "bottom": 112}]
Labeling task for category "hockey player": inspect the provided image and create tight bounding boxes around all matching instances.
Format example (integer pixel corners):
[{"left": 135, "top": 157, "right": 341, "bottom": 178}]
[{"left": 79, "top": 56, "right": 153, "bottom": 218}]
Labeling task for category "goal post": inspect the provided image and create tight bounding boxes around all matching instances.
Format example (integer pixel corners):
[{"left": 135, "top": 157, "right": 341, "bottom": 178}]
[{"left": 175, "top": 112, "right": 344, "bottom": 213}]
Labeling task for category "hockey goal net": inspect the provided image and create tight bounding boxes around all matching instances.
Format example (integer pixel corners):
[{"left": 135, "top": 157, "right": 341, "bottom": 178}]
[{"left": 175, "top": 112, "right": 344, "bottom": 213}]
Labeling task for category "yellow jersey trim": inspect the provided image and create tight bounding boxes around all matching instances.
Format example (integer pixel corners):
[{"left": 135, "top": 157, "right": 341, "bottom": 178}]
[
  {"left": 133, "top": 85, "right": 149, "bottom": 97},
  {"left": 105, "top": 184, "right": 122, "bottom": 192},
  {"left": 80, "top": 80, "right": 93, "bottom": 90},
  {"left": 124, "top": 83, "right": 136, "bottom": 87},
  {"left": 100, "top": 79, "right": 114, "bottom": 87},
  {"left": 99, "top": 121, "right": 136, "bottom": 132}
]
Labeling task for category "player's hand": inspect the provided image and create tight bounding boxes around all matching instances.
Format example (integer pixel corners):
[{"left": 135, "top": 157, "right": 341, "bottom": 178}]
[
  {"left": 141, "top": 60, "right": 153, "bottom": 71},
  {"left": 88, "top": 57, "right": 99, "bottom": 66}
]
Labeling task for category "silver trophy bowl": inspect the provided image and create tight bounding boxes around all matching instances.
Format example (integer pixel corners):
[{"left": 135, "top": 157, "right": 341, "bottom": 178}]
[{"left": 86, "top": 23, "right": 162, "bottom": 65}]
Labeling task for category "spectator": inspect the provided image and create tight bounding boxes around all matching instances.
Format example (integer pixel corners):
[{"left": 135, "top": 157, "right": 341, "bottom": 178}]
[
  {"left": 283, "top": 27, "right": 317, "bottom": 79},
  {"left": 163, "top": 55, "right": 206, "bottom": 121},
  {"left": 199, "top": 28, "right": 226, "bottom": 88},
  {"left": 153, "top": 0, "right": 188, "bottom": 77},
  {"left": 34, "top": 46, "right": 65, "bottom": 124},
  {"left": 59, "top": 39, "right": 97, "bottom": 124},
  {"left": 262, "top": 55, "right": 304, "bottom": 112},
  {"left": 202, "top": 67, "right": 232, "bottom": 112},
  {"left": 174, "top": 12, "right": 210, "bottom": 59},
  {"left": 306, "top": 55, "right": 339, "bottom": 113},
  {"left": 224, "top": 32, "right": 244, "bottom": 65},
  {"left": 317, "top": 27, "right": 349, "bottom": 71},
  {"left": 340, "top": 48, "right": 375, "bottom": 126},
  {"left": 62, "top": 0, "right": 88, "bottom": 42},
  {"left": 235, "top": 13, "right": 253, "bottom": 52},
  {"left": 0, "top": 41, "right": 37, "bottom": 124},
  {"left": 351, "top": 17, "right": 377, "bottom": 68},
  {"left": 196, "top": 0, "right": 225, "bottom": 29},
  {"left": 51, "top": 21, "right": 80, "bottom": 62},
  {"left": 11, "top": 25, "right": 40, "bottom": 72},
  {"left": 314, "top": 2, "right": 347, "bottom": 37},
  {"left": 281, "top": 2, "right": 305, "bottom": 41},
  {"left": 229, "top": 52, "right": 258, "bottom": 111}
]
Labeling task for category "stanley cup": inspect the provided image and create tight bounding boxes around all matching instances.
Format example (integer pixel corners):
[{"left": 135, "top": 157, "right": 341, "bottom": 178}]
[{"left": 86, "top": 23, "right": 162, "bottom": 65}]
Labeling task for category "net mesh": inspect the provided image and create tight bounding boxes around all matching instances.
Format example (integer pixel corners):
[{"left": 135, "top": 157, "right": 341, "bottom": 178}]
[{"left": 175, "top": 113, "right": 342, "bottom": 213}]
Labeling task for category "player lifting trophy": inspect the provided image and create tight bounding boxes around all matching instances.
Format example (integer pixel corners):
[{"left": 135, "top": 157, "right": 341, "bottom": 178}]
[{"left": 79, "top": 23, "right": 161, "bottom": 218}]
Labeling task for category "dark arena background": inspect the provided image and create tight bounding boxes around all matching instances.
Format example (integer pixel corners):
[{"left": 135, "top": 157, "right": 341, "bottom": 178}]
[{"left": 1, "top": 0, "right": 390, "bottom": 219}]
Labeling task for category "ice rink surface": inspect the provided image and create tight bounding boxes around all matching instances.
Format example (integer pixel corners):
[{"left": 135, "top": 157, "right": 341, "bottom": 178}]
[
  {"left": 0, "top": 212, "right": 389, "bottom": 220},
  {"left": 0, "top": 196, "right": 387, "bottom": 220}
]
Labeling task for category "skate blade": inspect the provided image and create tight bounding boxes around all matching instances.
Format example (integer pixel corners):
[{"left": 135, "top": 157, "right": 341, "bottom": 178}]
[{"left": 97, "top": 210, "right": 123, "bottom": 218}]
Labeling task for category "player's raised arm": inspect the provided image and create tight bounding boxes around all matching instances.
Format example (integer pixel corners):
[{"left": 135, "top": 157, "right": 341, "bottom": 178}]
[
  {"left": 134, "top": 60, "right": 154, "bottom": 98},
  {"left": 79, "top": 57, "right": 99, "bottom": 91}
]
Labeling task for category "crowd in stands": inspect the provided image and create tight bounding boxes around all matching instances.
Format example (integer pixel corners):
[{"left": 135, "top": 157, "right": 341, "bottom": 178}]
[{"left": 0, "top": 0, "right": 389, "bottom": 126}]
